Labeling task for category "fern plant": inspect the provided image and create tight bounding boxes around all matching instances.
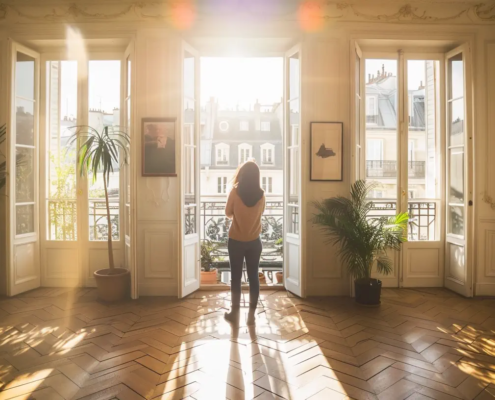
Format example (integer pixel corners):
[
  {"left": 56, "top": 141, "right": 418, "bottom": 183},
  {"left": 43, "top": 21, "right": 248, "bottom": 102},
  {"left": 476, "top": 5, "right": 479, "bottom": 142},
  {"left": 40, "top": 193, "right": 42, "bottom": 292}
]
[
  {"left": 68, "top": 125, "right": 129, "bottom": 272},
  {"left": 311, "top": 180, "right": 408, "bottom": 280}
]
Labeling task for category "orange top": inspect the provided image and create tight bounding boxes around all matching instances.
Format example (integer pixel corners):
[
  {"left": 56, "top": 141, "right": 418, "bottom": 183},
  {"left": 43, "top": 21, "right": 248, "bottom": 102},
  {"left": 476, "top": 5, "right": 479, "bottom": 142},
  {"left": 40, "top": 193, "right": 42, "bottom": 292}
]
[{"left": 225, "top": 188, "right": 265, "bottom": 242}]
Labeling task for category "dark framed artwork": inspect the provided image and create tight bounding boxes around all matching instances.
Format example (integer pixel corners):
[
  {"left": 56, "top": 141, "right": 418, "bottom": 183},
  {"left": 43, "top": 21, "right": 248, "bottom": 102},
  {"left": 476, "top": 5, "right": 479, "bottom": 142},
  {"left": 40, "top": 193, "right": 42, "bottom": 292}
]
[
  {"left": 310, "top": 122, "right": 343, "bottom": 181},
  {"left": 142, "top": 117, "right": 177, "bottom": 177}
]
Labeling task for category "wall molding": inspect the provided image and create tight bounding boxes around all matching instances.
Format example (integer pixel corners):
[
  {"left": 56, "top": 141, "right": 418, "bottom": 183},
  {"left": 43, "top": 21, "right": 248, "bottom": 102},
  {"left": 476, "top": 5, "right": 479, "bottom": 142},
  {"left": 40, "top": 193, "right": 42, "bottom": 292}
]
[
  {"left": 144, "top": 229, "right": 175, "bottom": 279},
  {"left": 0, "top": 1, "right": 494, "bottom": 25}
]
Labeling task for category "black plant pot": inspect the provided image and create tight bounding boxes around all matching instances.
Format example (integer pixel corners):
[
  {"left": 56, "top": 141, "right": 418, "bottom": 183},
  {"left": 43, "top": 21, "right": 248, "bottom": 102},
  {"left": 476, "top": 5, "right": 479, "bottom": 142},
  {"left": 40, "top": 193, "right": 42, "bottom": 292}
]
[{"left": 354, "top": 278, "right": 382, "bottom": 306}]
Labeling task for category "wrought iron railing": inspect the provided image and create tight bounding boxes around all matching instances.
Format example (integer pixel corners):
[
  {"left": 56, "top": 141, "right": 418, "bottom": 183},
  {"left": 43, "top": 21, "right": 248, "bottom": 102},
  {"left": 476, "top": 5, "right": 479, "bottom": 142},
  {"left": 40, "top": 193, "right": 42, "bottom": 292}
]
[
  {"left": 199, "top": 197, "right": 284, "bottom": 263},
  {"left": 47, "top": 199, "right": 119, "bottom": 241},
  {"left": 368, "top": 200, "right": 437, "bottom": 241},
  {"left": 366, "top": 160, "right": 425, "bottom": 178}
]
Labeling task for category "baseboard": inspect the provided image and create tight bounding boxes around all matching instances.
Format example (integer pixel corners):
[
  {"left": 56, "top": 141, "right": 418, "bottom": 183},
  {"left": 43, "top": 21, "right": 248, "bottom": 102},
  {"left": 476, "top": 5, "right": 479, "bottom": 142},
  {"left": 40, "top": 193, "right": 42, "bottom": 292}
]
[{"left": 475, "top": 283, "right": 495, "bottom": 296}]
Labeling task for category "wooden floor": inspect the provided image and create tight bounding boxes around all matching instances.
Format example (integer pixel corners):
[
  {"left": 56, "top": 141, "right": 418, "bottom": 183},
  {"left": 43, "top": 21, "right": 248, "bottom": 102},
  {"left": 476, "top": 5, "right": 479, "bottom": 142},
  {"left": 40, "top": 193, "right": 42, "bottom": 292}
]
[{"left": 0, "top": 288, "right": 495, "bottom": 400}]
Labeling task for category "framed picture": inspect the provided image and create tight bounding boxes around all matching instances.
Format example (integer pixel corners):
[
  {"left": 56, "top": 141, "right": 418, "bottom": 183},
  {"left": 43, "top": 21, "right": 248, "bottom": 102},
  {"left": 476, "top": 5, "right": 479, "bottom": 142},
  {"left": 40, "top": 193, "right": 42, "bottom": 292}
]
[
  {"left": 142, "top": 117, "right": 177, "bottom": 177},
  {"left": 310, "top": 122, "right": 343, "bottom": 181}
]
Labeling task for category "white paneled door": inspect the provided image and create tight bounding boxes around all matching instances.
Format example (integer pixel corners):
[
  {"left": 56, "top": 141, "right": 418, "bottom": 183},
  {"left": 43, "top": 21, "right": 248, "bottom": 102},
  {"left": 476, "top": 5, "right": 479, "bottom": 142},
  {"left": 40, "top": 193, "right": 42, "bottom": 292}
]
[
  {"left": 8, "top": 41, "right": 41, "bottom": 296},
  {"left": 444, "top": 45, "right": 473, "bottom": 297},
  {"left": 179, "top": 43, "right": 201, "bottom": 298},
  {"left": 284, "top": 45, "right": 304, "bottom": 297}
]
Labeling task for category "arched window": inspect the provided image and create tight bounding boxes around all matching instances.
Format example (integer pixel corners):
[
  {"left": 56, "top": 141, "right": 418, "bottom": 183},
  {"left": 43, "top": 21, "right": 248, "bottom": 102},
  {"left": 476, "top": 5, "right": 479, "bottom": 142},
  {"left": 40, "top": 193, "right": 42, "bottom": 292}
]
[
  {"left": 260, "top": 143, "right": 275, "bottom": 165},
  {"left": 215, "top": 143, "right": 230, "bottom": 166},
  {"left": 238, "top": 143, "right": 253, "bottom": 164}
]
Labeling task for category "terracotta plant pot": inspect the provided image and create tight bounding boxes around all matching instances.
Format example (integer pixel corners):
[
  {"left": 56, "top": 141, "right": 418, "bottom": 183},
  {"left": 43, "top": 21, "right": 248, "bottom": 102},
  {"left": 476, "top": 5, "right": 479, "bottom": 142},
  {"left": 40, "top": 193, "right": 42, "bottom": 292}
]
[
  {"left": 275, "top": 271, "right": 283, "bottom": 284},
  {"left": 258, "top": 272, "right": 266, "bottom": 284},
  {"left": 93, "top": 268, "right": 130, "bottom": 302},
  {"left": 201, "top": 269, "right": 217, "bottom": 284}
]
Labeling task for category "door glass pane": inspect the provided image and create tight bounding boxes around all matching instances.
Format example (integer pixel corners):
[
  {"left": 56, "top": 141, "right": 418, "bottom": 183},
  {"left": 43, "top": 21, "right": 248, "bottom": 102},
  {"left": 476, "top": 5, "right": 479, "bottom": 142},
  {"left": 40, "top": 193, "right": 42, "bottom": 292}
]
[
  {"left": 184, "top": 52, "right": 196, "bottom": 235},
  {"left": 289, "top": 55, "right": 300, "bottom": 100},
  {"left": 448, "top": 205, "right": 464, "bottom": 236},
  {"left": 449, "top": 150, "right": 464, "bottom": 203},
  {"left": 16, "top": 98, "right": 35, "bottom": 146},
  {"left": 449, "top": 98, "right": 465, "bottom": 146},
  {"left": 15, "top": 147, "right": 34, "bottom": 203},
  {"left": 365, "top": 59, "right": 398, "bottom": 199},
  {"left": 47, "top": 61, "right": 78, "bottom": 240},
  {"left": 16, "top": 52, "right": 35, "bottom": 99},
  {"left": 449, "top": 53, "right": 464, "bottom": 99},
  {"left": 88, "top": 60, "right": 121, "bottom": 241},
  {"left": 16, "top": 204, "right": 34, "bottom": 235},
  {"left": 407, "top": 60, "right": 440, "bottom": 241}
]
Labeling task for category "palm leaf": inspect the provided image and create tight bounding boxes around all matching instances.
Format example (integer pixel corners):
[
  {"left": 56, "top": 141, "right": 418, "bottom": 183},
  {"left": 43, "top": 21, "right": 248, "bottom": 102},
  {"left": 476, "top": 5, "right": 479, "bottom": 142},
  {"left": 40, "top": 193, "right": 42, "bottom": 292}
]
[{"left": 311, "top": 180, "right": 408, "bottom": 280}]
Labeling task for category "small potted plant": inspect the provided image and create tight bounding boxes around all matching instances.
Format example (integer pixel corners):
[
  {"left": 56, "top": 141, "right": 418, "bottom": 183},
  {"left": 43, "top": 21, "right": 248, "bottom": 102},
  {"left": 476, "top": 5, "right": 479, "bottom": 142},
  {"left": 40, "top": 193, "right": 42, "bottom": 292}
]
[
  {"left": 68, "top": 125, "right": 130, "bottom": 302},
  {"left": 311, "top": 180, "right": 408, "bottom": 305},
  {"left": 274, "top": 238, "right": 283, "bottom": 283},
  {"left": 201, "top": 240, "right": 218, "bottom": 284}
]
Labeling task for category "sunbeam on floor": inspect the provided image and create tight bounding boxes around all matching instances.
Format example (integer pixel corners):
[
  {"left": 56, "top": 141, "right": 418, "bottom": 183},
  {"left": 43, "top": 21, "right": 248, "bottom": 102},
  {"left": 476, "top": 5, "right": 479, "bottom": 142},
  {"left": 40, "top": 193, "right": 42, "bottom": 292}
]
[{"left": 0, "top": 287, "right": 494, "bottom": 399}]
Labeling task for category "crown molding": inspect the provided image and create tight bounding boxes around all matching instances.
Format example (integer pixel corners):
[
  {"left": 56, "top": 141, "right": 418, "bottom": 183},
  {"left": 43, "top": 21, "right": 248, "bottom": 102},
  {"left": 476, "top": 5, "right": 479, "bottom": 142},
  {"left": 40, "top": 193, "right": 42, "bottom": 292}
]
[{"left": 0, "top": 1, "right": 493, "bottom": 25}]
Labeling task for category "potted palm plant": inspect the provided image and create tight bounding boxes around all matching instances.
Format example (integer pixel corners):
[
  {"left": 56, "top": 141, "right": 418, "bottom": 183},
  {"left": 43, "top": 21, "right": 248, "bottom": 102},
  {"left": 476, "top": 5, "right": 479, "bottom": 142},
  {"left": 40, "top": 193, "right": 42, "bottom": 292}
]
[
  {"left": 311, "top": 180, "right": 408, "bottom": 305},
  {"left": 68, "top": 125, "right": 130, "bottom": 301},
  {"left": 201, "top": 240, "right": 218, "bottom": 284}
]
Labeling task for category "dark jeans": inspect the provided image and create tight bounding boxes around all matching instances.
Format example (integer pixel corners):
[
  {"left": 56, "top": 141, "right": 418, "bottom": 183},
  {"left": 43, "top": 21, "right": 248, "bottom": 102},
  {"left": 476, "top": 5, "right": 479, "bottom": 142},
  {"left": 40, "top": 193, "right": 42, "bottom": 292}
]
[{"left": 228, "top": 237, "right": 263, "bottom": 308}]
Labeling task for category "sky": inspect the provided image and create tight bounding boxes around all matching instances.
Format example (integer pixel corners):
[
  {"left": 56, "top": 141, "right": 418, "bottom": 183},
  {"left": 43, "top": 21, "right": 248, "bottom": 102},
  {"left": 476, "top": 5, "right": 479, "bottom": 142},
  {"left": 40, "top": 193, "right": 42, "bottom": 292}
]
[{"left": 200, "top": 57, "right": 283, "bottom": 110}]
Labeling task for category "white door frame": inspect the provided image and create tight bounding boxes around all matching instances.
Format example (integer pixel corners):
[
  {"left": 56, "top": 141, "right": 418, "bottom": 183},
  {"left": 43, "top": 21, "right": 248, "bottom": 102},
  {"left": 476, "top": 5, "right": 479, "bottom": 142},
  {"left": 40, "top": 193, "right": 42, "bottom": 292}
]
[
  {"left": 178, "top": 41, "right": 201, "bottom": 298},
  {"left": 7, "top": 40, "right": 41, "bottom": 296}
]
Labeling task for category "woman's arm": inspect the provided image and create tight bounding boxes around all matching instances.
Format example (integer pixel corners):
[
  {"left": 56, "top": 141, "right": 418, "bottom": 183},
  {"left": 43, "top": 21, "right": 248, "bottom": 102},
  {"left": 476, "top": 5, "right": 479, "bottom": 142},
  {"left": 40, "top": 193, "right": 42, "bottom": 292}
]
[{"left": 225, "top": 189, "right": 235, "bottom": 219}]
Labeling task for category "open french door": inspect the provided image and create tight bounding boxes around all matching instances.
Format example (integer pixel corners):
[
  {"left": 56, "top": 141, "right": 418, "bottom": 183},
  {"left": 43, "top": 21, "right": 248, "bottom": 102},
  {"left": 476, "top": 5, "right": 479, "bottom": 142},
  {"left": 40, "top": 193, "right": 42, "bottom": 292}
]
[
  {"left": 7, "top": 41, "right": 41, "bottom": 296},
  {"left": 444, "top": 45, "right": 473, "bottom": 297},
  {"left": 179, "top": 43, "right": 201, "bottom": 298},
  {"left": 283, "top": 44, "right": 304, "bottom": 297},
  {"left": 124, "top": 41, "right": 137, "bottom": 298}
]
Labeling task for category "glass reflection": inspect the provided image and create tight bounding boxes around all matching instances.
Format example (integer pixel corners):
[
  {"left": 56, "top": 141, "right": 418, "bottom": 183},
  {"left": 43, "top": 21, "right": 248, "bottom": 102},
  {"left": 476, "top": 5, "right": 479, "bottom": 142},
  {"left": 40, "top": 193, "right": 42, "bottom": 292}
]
[
  {"left": 450, "top": 55, "right": 464, "bottom": 99},
  {"left": 449, "top": 151, "right": 464, "bottom": 203},
  {"left": 16, "top": 204, "right": 35, "bottom": 235},
  {"left": 16, "top": 147, "right": 34, "bottom": 203},
  {"left": 449, "top": 205, "right": 464, "bottom": 236},
  {"left": 450, "top": 99, "right": 464, "bottom": 146}
]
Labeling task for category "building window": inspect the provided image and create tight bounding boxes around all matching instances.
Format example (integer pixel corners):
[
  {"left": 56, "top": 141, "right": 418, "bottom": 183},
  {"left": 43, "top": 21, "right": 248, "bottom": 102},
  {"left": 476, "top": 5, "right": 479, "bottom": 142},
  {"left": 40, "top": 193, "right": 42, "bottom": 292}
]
[
  {"left": 240, "top": 121, "right": 249, "bottom": 131},
  {"left": 219, "top": 121, "right": 229, "bottom": 132},
  {"left": 261, "top": 143, "right": 275, "bottom": 165},
  {"left": 217, "top": 177, "right": 227, "bottom": 194},
  {"left": 262, "top": 177, "right": 273, "bottom": 193},
  {"left": 238, "top": 143, "right": 252, "bottom": 164},
  {"left": 366, "top": 139, "right": 383, "bottom": 161},
  {"left": 215, "top": 143, "right": 229, "bottom": 166},
  {"left": 366, "top": 96, "right": 378, "bottom": 124},
  {"left": 260, "top": 121, "right": 270, "bottom": 131}
]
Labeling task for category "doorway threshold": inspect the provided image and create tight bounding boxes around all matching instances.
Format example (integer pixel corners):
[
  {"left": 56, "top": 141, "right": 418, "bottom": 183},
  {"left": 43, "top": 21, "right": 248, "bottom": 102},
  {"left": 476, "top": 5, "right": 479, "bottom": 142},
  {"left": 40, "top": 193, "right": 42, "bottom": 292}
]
[{"left": 200, "top": 284, "right": 285, "bottom": 291}]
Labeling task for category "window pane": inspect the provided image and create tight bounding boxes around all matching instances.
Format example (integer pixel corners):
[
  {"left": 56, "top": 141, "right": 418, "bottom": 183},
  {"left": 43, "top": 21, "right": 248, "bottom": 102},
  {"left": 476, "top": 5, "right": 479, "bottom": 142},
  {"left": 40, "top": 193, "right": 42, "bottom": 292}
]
[
  {"left": 449, "top": 54, "right": 464, "bottom": 99},
  {"left": 88, "top": 60, "right": 121, "bottom": 241},
  {"left": 449, "top": 98, "right": 464, "bottom": 146},
  {"left": 47, "top": 61, "right": 78, "bottom": 241},
  {"left": 16, "top": 147, "right": 34, "bottom": 203},
  {"left": 16, "top": 52, "right": 35, "bottom": 99},
  {"left": 289, "top": 55, "right": 300, "bottom": 99},
  {"left": 365, "top": 59, "right": 397, "bottom": 199},
  {"left": 16, "top": 98, "right": 35, "bottom": 146},
  {"left": 16, "top": 204, "right": 35, "bottom": 235},
  {"left": 448, "top": 205, "right": 464, "bottom": 236},
  {"left": 449, "top": 150, "right": 464, "bottom": 203}
]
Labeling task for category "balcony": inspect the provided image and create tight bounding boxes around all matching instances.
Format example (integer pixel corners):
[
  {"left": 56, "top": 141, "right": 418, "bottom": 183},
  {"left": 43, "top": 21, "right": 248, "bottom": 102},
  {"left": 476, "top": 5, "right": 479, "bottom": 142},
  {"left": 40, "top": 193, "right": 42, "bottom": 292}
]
[
  {"left": 198, "top": 196, "right": 284, "bottom": 284},
  {"left": 366, "top": 160, "right": 425, "bottom": 179},
  {"left": 368, "top": 200, "right": 437, "bottom": 241}
]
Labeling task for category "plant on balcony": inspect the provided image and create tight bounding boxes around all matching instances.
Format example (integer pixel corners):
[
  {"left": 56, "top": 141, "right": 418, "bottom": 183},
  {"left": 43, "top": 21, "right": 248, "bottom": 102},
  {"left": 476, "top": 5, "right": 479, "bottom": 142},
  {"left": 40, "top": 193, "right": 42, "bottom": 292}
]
[
  {"left": 201, "top": 240, "right": 219, "bottom": 284},
  {"left": 68, "top": 125, "right": 130, "bottom": 301},
  {"left": 311, "top": 180, "right": 408, "bottom": 305}
]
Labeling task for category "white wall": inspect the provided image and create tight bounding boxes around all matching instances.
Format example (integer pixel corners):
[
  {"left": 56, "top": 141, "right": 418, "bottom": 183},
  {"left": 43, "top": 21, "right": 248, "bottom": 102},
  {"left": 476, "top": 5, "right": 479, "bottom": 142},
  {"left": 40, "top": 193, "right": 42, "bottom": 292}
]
[{"left": 0, "top": 1, "right": 494, "bottom": 296}]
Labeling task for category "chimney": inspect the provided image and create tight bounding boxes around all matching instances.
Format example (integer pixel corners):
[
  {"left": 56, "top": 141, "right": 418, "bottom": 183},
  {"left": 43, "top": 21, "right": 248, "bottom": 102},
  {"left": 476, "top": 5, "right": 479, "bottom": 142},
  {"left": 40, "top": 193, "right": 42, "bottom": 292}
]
[
  {"left": 382, "top": 64, "right": 385, "bottom": 75},
  {"left": 254, "top": 99, "right": 261, "bottom": 131},
  {"left": 418, "top": 80, "right": 424, "bottom": 90}
]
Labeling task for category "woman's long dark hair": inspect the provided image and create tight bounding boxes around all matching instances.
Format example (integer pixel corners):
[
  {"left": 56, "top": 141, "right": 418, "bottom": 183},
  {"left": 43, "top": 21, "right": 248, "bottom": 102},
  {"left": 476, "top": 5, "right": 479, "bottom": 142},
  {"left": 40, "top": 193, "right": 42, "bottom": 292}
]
[{"left": 232, "top": 161, "right": 264, "bottom": 207}]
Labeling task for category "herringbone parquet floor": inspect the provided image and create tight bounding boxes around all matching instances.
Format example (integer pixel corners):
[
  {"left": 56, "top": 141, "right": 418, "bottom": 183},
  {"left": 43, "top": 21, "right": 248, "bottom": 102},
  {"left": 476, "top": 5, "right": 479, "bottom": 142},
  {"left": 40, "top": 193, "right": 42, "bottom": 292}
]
[{"left": 0, "top": 287, "right": 494, "bottom": 400}]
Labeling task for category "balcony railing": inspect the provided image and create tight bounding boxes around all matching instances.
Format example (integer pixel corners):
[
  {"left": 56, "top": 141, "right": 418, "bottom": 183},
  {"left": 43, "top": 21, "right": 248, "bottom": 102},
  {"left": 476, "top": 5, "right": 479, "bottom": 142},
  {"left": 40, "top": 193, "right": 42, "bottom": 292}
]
[
  {"left": 368, "top": 200, "right": 437, "bottom": 241},
  {"left": 366, "top": 160, "right": 425, "bottom": 178}
]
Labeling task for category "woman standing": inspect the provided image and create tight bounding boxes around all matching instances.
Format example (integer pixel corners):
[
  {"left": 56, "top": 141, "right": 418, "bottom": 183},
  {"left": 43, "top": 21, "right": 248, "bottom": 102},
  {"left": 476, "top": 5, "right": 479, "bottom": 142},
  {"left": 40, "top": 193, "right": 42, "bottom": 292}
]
[{"left": 224, "top": 161, "right": 265, "bottom": 325}]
